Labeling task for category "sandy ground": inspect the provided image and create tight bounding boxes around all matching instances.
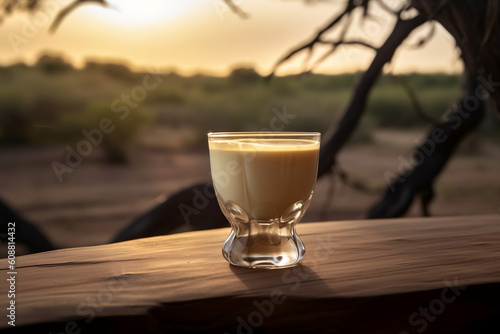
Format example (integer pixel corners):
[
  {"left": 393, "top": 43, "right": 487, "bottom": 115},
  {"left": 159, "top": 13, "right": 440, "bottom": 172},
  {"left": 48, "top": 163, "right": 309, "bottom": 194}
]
[{"left": 1, "top": 130, "right": 499, "bottom": 252}]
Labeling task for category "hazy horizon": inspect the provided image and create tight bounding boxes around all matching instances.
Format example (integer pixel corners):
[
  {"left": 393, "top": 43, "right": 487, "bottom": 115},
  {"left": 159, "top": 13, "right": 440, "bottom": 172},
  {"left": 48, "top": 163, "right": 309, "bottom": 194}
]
[
  {"left": 0, "top": 0, "right": 463, "bottom": 76},
  {"left": 2, "top": 51, "right": 466, "bottom": 79}
]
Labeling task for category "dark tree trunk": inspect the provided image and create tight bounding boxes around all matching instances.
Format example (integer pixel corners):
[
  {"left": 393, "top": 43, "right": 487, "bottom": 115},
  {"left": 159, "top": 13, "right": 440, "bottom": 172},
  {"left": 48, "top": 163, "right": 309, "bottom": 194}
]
[
  {"left": 412, "top": 0, "right": 500, "bottom": 111},
  {"left": 114, "top": 0, "right": 500, "bottom": 240},
  {"left": 366, "top": 0, "right": 500, "bottom": 218},
  {"left": 368, "top": 74, "right": 486, "bottom": 218},
  {"left": 317, "top": 15, "right": 427, "bottom": 177}
]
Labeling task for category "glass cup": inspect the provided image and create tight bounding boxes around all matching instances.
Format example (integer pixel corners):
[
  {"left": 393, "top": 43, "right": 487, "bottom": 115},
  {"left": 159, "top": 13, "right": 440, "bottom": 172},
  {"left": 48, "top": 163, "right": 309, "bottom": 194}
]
[{"left": 208, "top": 132, "right": 320, "bottom": 269}]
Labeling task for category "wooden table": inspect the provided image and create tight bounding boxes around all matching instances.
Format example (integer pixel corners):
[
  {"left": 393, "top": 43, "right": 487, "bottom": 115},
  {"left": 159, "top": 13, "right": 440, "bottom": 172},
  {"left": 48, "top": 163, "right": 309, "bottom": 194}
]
[{"left": 2, "top": 215, "right": 500, "bottom": 333}]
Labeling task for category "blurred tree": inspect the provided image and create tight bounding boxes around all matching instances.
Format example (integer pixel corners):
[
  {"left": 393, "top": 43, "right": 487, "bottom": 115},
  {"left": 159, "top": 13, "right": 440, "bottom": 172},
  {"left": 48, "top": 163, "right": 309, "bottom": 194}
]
[
  {"left": 35, "top": 52, "right": 73, "bottom": 74},
  {"left": 112, "top": 0, "right": 500, "bottom": 239},
  {"left": 84, "top": 61, "right": 135, "bottom": 81},
  {"left": 1, "top": 0, "right": 499, "bottom": 241},
  {"left": 267, "top": 0, "right": 500, "bottom": 219},
  {"left": 229, "top": 66, "right": 261, "bottom": 85}
]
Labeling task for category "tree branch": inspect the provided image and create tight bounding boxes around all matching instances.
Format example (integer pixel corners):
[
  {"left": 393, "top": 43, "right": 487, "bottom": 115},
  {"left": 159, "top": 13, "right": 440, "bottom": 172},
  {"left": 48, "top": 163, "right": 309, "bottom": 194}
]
[
  {"left": 223, "top": 0, "right": 249, "bottom": 19},
  {"left": 387, "top": 73, "right": 437, "bottom": 124},
  {"left": 49, "top": 0, "right": 109, "bottom": 33},
  {"left": 266, "top": 0, "right": 357, "bottom": 79},
  {"left": 412, "top": 0, "right": 500, "bottom": 112},
  {"left": 317, "top": 14, "right": 427, "bottom": 177},
  {"left": 369, "top": 73, "right": 486, "bottom": 218},
  {"left": 309, "top": 39, "right": 378, "bottom": 72},
  {"left": 403, "top": 21, "right": 436, "bottom": 49}
]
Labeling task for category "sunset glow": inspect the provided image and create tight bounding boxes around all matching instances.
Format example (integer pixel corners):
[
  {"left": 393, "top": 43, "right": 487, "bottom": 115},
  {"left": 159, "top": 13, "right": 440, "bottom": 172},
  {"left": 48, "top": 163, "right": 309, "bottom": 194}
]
[
  {"left": 104, "top": 0, "right": 196, "bottom": 26},
  {"left": 0, "top": 0, "right": 462, "bottom": 75}
]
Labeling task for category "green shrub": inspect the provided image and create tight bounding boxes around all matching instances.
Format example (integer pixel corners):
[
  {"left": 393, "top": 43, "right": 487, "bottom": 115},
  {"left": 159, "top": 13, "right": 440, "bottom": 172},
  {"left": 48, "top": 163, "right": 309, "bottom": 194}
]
[
  {"left": 229, "top": 66, "right": 261, "bottom": 85},
  {"left": 0, "top": 57, "right": 470, "bottom": 152},
  {"left": 35, "top": 53, "right": 73, "bottom": 74}
]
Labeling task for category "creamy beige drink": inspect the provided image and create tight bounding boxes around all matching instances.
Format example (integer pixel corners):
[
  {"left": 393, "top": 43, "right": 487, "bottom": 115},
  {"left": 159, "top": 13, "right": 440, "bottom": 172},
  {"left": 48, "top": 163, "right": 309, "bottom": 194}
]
[
  {"left": 209, "top": 139, "right": 319, "bottom": 220},
  {"left": 208, "top": 132, "right": 320, "bottom": 268}
]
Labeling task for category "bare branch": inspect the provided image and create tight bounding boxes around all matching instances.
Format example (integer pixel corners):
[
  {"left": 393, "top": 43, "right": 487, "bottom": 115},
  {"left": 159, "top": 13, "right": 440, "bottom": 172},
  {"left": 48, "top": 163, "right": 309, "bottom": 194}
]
[
  {"left": 300, "top": 44, "right": 316, "bottom": 74},
  {"left": 49, "top": 0, "right": 108, "bottom": 33},
  {"left": 340, "top": 40, "right": 378, "bottom": 50},
  {"left": 387, "top": 73, "right": 437, "bottom": 124},
  {"left": 369, "top": 74, "right": 486, "bottom": 218},
  {"left": 481, "top": 0, "right": 500, "bottom": 51},
  {"left": 402, "top": 21, "right": 436, "bottom": 49},
  {"left": 266, "top": 0, "right": 357, "bottom": 79},
  {"left": 304, "top": 13, "right": 355, "bottom": 72},
  {"left": 338, "top": 167, "right": 382, "bottom": 193},
  {"left": 309, "top": 39, "right": 378, "bottom": 72},
  {"left": 223, "top": 0, "right": 249, "bottom": 19},
  {"left": 0, "top": 0, "right": 40, "bottom": 22},
  {"left": 413, "top": 0, "right": 500, "bottom": 112},
  {"left": 318, "top": 14, "right": 427, "bottom": 177}
]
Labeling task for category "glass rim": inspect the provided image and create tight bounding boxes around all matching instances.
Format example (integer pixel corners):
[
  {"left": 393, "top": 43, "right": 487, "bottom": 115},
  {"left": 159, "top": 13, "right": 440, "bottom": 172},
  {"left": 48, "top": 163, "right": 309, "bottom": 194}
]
[{"left": 208, "top": 131, "right": 321, "bottom": 138}]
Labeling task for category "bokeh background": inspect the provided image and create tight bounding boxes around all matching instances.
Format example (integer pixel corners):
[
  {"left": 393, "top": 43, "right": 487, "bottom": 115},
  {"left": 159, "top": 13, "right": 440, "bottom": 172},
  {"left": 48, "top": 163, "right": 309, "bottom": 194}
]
[{"left": 1, "top": 0, "right": 499, "bottom": 252}]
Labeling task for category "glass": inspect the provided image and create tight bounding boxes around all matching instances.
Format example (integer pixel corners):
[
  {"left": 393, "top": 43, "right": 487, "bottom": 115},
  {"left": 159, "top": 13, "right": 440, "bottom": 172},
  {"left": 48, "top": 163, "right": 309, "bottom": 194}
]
[{"left": 208, "top": 132, "right": 320, "bottom": 269}]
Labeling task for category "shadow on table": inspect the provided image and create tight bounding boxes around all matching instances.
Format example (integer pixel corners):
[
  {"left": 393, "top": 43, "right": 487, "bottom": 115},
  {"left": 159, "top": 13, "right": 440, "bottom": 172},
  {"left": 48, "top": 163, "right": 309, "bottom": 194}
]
[{"left": 229, "top": 263, "right": 335, "bottom": 297}]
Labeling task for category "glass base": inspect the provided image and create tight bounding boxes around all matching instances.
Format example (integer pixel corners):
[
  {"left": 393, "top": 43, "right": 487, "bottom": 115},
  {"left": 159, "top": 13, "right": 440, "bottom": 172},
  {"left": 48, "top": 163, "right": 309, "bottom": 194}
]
[{"left": 222, "top": 221, "right": 306, "bottom": 269}]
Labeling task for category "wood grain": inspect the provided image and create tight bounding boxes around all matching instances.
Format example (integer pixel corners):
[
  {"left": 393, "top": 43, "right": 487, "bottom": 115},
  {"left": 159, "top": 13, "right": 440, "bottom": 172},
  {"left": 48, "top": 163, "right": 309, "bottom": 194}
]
[{"left": 2, "top": 215, "right": 500, "bottom": 333}]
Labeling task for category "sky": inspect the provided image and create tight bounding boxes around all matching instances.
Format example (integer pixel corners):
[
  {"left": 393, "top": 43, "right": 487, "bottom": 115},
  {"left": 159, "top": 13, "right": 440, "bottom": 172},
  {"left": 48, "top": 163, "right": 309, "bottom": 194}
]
[{"left": 0, "top": 0, "right": 463, "bottom": 76}]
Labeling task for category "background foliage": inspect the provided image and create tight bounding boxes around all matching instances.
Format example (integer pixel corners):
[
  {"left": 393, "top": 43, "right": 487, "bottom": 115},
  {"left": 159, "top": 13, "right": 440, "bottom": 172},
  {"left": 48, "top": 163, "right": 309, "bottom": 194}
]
[{"left": 1, "top": 53, "right": 484, "bottom": 155}]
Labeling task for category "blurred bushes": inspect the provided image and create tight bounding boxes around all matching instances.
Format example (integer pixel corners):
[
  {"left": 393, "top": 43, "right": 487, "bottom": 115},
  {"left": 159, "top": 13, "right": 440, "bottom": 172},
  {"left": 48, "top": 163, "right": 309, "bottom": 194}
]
[
  {"left": 84, "top": 61, "right": 137, "bottom": 82},
  {"left": 0, "top": 93, "right": 30, "bottom": 145},
  {"left": 0, "top": 57, "right": 466, "bottom": 154},
  {"left": 35, "top": 53, "right": 73, "bottom": 74},
  {"left": 229, "top": 67, "right": 261, "bottom": 85}
]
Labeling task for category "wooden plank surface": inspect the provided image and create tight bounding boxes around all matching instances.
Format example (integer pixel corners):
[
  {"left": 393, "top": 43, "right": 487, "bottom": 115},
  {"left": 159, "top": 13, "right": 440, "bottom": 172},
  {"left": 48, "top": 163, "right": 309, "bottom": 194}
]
[{"left": 2, "top": 215, "right": 500, "bottom": 333}]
